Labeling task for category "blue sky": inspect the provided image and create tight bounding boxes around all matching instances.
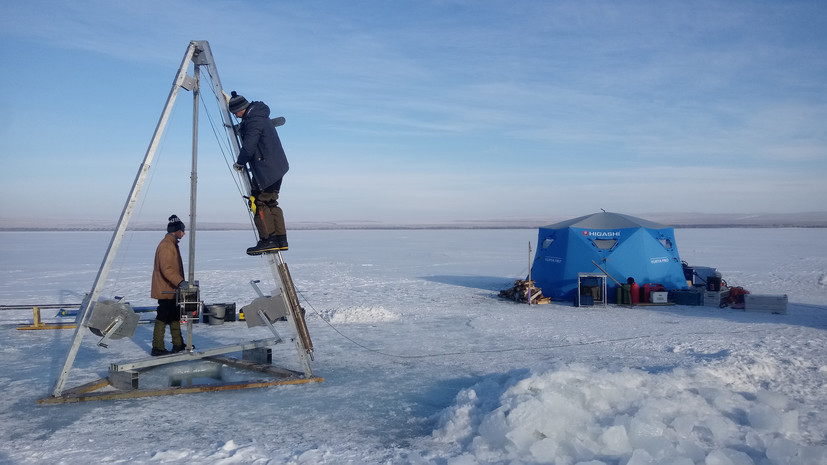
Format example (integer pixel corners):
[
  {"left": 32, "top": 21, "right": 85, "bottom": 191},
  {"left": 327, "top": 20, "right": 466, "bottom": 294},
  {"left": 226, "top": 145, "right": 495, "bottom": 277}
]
[{"left": 1, "top": 0, "right": 825, "bottom": 226}]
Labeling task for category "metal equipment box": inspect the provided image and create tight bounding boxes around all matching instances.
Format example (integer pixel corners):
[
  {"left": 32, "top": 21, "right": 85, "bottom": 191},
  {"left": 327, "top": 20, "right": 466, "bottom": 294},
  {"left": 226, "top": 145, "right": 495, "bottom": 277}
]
[
  {"left": 703, "top": 289, "right": 729, "bottom": 307},
  {"left": 744, "top": 294, "right": 788, "bottom": 314},
  {"left": 650, "top": 291, "right": 668, "bottom": 303}
]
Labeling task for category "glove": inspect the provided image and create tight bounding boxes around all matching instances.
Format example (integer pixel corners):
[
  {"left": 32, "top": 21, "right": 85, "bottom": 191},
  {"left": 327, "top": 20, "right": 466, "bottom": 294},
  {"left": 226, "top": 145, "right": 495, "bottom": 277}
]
[
  {"left": 233, "top": 163, "right": 245, "bottom": 172},
  {"left": 178, "top": 280, "right": 189, "bottom": 290}
]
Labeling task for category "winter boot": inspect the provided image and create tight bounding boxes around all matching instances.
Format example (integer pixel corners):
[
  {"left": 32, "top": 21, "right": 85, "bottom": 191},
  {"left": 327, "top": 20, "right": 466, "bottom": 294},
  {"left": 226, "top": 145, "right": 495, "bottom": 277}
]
[
  {"left": 274, "top": 234, "right": 288, "bottom": 251},
  {"left": 172, "top": 344, "right": 192, "bottom": 353},
  {"left": 246, "top": 237, "right": 281, "bottom": 255},
  {"left": 151, "top": 347, "right": 171, "bottom": 356}
]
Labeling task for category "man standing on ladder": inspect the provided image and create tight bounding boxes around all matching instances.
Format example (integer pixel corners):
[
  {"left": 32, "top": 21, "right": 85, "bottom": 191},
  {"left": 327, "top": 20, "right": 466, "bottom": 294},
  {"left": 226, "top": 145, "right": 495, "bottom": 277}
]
[
  {"left": 230, "top": 91, "right": 290, "bottom": 255},
  {"left": 150, "top": 215, "right": 189, "bottom": 356}
]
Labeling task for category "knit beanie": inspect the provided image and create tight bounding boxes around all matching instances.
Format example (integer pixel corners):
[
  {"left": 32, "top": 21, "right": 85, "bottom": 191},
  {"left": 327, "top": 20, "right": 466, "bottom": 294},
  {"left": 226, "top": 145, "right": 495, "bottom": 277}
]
[
  {"left": 228, "top": 91, "right": 250, "bottom": 113},
  {"left": 167, "top": 215, "right": 185, "bottom": 233}
]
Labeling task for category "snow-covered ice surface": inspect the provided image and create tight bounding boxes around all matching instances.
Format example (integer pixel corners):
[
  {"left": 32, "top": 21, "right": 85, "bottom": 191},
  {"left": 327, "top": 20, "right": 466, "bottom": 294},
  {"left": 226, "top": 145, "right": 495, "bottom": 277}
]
[{"left": 1, "top": 228, "right": 826, "bottom": 465}]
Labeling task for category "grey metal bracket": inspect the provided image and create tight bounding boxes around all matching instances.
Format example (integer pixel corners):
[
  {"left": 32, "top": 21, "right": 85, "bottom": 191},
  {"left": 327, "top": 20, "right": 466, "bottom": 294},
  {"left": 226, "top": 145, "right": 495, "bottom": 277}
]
[
  {"left": 257, "top": 309, "right": 284, "bottom": 342},
  {"left": 95, "top": 317, "right": 125, "bottom": 348},
  {"left": 250, "top": 279, "right": 266, "bottom": 298},
  {"left": 180, "top": 74, "right": 197, "bottom": 91}
]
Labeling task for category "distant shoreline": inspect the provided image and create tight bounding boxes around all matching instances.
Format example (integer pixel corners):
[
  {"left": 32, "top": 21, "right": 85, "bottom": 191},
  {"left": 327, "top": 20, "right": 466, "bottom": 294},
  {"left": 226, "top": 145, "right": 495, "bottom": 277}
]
[
  {"left": 3, "top": 212, "right": 827, "bottom": 231},
  {"left": 2, "top": 224, "right": 826, "bottom": 232}
]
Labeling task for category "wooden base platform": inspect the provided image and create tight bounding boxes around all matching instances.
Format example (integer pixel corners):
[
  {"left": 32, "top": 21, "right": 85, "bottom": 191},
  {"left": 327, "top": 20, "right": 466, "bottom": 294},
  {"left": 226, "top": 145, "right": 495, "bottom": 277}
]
[
  {"left": 38, "top": 351, "right": 323, "bottom": 405},
  {"left": 37, "top": 375, "right": 323, "bottom": 404}
]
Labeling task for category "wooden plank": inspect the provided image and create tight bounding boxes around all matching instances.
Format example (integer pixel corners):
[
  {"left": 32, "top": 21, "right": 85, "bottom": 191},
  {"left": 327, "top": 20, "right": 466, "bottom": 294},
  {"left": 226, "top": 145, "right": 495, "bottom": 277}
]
[
  {"left": 37, "top": 377, "right": 324, "bottom": 404},
  {"left": 62, "top": 378, "right": 111, "bottom": 395},
  {"left": 17, "top": 324, "right": 77, "bottom": 331}
]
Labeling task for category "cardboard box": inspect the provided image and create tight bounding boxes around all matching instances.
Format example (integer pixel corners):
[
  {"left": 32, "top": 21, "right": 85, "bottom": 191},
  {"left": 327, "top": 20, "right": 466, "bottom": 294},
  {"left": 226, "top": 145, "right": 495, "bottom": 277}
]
[
  {"left": 650, "top": 291, "right": 668, "bottom": 303},
  {"left": 744, "top": 294, "right": 787, "bottom": 314}
]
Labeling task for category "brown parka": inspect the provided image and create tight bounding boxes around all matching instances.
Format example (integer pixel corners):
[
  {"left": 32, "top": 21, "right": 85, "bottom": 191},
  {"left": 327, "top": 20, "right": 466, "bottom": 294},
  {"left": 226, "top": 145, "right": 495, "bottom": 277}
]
[{"left": 151, "top": 233, "right": 185, "bottom": 300}]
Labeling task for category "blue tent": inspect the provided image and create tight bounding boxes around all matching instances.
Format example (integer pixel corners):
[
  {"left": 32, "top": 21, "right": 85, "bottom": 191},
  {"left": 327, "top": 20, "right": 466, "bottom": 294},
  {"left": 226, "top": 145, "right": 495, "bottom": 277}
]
[{"left": 530, "top": 212, "right": 688, "bottom": 300}]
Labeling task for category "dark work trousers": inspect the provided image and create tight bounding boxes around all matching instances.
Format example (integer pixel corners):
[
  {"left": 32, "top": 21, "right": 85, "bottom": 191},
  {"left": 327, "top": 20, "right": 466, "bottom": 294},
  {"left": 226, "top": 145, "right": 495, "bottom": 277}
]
[
  {"left": 253, "top": 179, "right": 285, "bottom": 240},
  {"left": 152, "top": 299, "right": 183, "bottom": 350}
]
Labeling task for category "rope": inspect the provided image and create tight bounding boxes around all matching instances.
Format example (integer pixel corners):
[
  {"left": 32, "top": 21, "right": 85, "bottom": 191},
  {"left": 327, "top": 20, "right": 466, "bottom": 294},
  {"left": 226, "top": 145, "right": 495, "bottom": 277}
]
[
  {"left": 293, "top": 288, "right": 788, "bottom": 361},
  {"left": 198, "top": 73, "right": 257, "bottom": 239},
  {"left": 108, "top": 94, "right": 179, "bottom": 296}
]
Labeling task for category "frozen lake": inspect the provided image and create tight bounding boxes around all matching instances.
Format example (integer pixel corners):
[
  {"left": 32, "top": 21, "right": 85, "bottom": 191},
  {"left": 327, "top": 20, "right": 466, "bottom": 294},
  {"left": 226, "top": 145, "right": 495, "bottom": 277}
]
[{"left": 1, "top": 228, "right": 825, "bottom": 464}]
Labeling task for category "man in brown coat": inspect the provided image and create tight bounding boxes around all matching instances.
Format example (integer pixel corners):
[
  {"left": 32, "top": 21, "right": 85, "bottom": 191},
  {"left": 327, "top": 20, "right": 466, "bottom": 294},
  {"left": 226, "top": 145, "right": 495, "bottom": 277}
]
[{"left": 150, "top": 215, "right": 188, "bottom": 356}]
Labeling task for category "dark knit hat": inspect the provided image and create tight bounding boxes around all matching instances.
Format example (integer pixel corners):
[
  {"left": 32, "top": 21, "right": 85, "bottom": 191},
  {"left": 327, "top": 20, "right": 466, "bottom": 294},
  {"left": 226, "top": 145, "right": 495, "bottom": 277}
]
[
  {"left": 167, "top": 215, "right": 185, "bottom": 233},
  {"left": 228, "top": 91, "right": 249, "bottom": 113}
]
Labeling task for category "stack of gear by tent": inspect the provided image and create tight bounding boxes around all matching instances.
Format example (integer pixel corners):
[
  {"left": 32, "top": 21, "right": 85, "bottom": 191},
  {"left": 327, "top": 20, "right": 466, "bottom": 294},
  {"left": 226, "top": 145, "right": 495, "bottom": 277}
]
[
  {"left": 499, "top": 279, "right": 550, "bottom": 305},
  {"left": 529, "top": 212, "right": 689, "bottom": 303}
]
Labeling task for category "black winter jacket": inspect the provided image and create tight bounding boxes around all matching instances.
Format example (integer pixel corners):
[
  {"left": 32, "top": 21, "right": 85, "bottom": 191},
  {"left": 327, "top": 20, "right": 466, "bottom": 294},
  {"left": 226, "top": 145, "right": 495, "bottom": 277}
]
[{"left": 236, "top": 101, "right": 289, "bottom": 191}]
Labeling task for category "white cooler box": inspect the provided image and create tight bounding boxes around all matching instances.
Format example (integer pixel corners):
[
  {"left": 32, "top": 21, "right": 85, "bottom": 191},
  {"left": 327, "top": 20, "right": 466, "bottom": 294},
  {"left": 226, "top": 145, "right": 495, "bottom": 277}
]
[{"left": 744, "top": 294, "right": 788, "bottom": 314}]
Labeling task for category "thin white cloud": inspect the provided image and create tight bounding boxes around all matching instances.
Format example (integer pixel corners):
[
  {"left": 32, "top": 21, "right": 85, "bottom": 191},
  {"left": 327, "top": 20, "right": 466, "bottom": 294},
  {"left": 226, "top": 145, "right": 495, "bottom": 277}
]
[{"left": 1, "top": 0, "right": 825, "bottom": 223}]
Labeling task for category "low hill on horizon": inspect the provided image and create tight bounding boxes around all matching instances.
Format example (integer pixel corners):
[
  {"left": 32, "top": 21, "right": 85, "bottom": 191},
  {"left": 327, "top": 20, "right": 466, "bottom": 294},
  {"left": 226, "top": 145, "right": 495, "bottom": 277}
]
[{"left": 2, "top": 211, "right": 827, "bottom": 231}]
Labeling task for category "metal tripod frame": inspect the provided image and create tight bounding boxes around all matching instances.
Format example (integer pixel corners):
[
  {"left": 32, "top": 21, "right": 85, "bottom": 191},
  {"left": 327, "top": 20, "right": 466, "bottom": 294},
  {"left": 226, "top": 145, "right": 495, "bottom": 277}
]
[{"left": 50, "top": 41, "right": 314, "bottom": 399}]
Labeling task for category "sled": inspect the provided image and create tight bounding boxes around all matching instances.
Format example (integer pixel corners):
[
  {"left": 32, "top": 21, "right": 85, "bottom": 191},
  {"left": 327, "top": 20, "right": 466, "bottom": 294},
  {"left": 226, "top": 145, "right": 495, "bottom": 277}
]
[{"left": 17, "top": 307, "right": 77, "bottom": 331}]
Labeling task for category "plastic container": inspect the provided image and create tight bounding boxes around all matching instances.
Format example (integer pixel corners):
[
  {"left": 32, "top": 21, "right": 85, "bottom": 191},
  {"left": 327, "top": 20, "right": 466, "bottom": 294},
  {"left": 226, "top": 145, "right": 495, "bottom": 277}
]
[
  {"left": 615, "top": 285, "right": 631, "bottom": 305},
  {"left": 614, "top": 285, "right": 622, "bottom": 304},
  {"left": 206, "top": 305, "right": 226, "bottom": 325},
  {"left": 669, "top": 289, "right": 702, "bottom": 306}
]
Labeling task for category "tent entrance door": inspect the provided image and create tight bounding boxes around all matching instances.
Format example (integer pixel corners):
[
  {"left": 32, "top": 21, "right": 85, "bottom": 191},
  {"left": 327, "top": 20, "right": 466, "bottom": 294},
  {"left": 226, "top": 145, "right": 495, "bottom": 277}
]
[{"left": 577, "top": 273, "right": 607, "bottom": 307}]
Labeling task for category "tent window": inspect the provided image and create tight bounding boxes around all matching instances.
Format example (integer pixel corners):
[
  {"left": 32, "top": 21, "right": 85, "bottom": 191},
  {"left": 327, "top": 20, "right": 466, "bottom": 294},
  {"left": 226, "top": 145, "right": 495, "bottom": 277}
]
[
  {"left": 542, "top": 238, "right": 555, "bottom": 249},
  {"left": 659, "top": 238, "right": 673, "bottom": 249},
  {"left": 593, "top": 239, "right": 617, "bottom": 250}
]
